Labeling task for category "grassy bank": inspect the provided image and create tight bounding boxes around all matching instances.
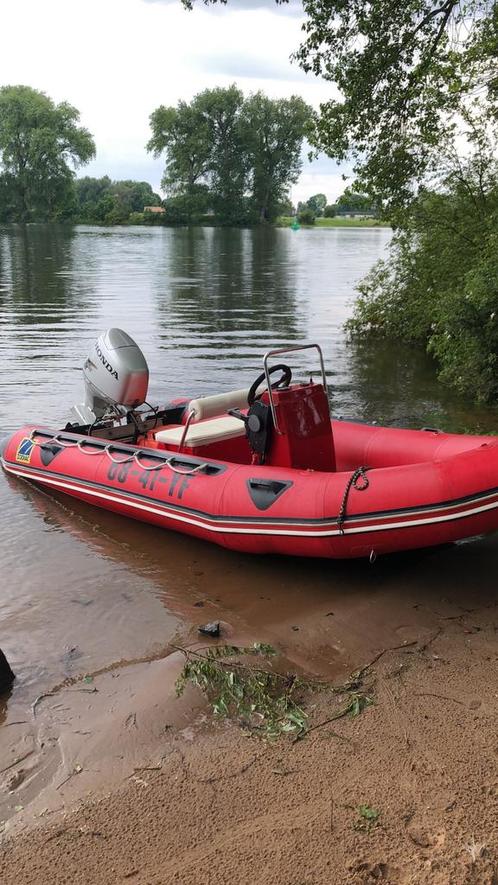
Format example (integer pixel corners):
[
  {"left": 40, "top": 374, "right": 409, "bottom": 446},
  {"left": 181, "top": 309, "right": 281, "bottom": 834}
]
[{"left": 277, "top": 215, "right": 391, "bottom": 228}]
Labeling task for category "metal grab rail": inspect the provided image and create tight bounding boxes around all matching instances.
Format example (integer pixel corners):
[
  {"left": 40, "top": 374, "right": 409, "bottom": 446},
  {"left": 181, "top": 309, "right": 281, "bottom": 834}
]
[
  {"left": 263, "top": 343, "right": 328, "bottom": 434},
  {"left": 178, "top": 409, "right": 196, "bottom": 452}
]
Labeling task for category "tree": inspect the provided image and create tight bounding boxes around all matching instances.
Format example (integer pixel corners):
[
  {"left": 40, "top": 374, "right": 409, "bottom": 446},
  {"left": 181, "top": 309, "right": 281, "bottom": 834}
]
[
  {"left": 0, "top": 85, "right": 95, "bottom": 221},
  {"left": 148, "top": 88, "right": 312, "bottom": 224},
  {"left": 241, "top": 92, "right": 312, "bottom": 222},
  {"left": 296, "top": 0, "right": 498, "bottom": 210},
  {"left": 75, "top": 175, "right": 112, "bottom": 222},
  {"left": 149, "top": 87, "right": 248, "bottom": 224},
  {"left": 335, "top": 187, "right": 375, "bottom": 215},
  {"left": 163, "top": 186, "right": 211, "bottom": 224},
  {"left": 75, "top": 177, "right": 162, "bottom": 224},
  {"left": 148, "top": 101, "right": 213, "bottom": 221},
  {"left": 347, "top": 116, "right": 498, "bottom": 402},
  {"left": 297, "top": 207, "right": 315, "bottom": 225},
  {"left": 306, "top": 193, "right": 327, "bottom": 217},
  {"left": 279, "top": 197, "right": 295, "bottom": 217},
  {"left": 183, "top": 1, "right": 498, "bottom": 210},
  {"left": 297, "top": 192, "right": 328, "bottom": 218},
  {"left": 194, "top": 86, "right": 248, "bottom": 224}
]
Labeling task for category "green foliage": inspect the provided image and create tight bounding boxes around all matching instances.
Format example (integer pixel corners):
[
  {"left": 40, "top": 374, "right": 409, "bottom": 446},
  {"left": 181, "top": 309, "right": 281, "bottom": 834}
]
[
  {"left": 279, "top": 197, "right": 295, "bottom": 217},
  {"left": 358, "top": 805, "right": 380, "bottom": 822},
  {"left": 184, "top": 2, "right": 497, "bottom": 212},
  {"left": 148, "top": 86, "right": 253, "bottom": 224},
  {"left": 297, "top": 207, "right": 316, "bottom": 225},
  {"left": 148, "top": 100, "right": 214, "bottom": 222},
  {"left": 163, "top": 185, "right": 211, "bottom": 224},
  {"left": 298, "top": 188, "right": 377, "bottom": 222},
  {"left": 294, "top": 0, "right": 498, "bottom": 209},
  {"left": 306, "top": 193, "right": 327, "bottom": 216},
  {"left": 148, "top": 87, "right": 312, "bottom": 224},
  {"left": 175, "top": 642, "right": 308, "bottom": 738},
  {"left": 196, "top": 85, "right": 248, "bottom": 224},
  {"left": 243, "top": 92, "right": 312, "bottom": 223},
  {"left": 297, "top": 193, "right": 328, "bottom": 219},
  {"left": 0, "top": 85, "right": 95, "bottom": 222},
  {"left": 75, "top": 177, "right": 162, "bottom": 225},
  {"left": 346, "top": 693, "right": 373, "bottom": 717},
  {"left": 355, "top": 804, "right": 381, "bottom": 831},
  {"left": 335, "top": 187, "right": 377, "bottom": 215},
  {"left": 347, "top": 119, "right": 498, "bottom": 402}
]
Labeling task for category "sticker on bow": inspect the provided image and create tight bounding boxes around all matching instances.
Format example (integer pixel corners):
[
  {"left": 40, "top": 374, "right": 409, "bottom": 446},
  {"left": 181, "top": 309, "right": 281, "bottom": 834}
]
[{"left": 15, "top": 437, "right": 34, "bottom": 464}]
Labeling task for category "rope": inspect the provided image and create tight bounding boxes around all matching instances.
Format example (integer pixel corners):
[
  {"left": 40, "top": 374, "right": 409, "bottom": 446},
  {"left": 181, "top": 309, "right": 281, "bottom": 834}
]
[
  {"left": 337, "top": 466, "right": 370, "bottom": 535},
  {"left": 27, "top": 431, "right": 207, "bottom": 476},
  {"left": 164, "top": 459, "right": 208, "bottom": 475}
]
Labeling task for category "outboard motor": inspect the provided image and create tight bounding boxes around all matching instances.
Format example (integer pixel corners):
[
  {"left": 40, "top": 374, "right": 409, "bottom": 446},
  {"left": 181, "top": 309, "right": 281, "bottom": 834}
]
[{"left": 71, "top": 328, "right": 149, "bottom": 425}]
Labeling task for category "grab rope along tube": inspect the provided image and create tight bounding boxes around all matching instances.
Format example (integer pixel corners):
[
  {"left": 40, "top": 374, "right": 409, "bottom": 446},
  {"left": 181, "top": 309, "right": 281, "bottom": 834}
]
[{"left": 28, "top": 430, "right": 208, "bottom": 476}]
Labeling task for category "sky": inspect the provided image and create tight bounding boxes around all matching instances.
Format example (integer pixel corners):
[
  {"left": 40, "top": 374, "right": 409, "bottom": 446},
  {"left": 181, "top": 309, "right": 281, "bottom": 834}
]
[{"left": 0, "top": 0, "right": 348, "bottom": 205}]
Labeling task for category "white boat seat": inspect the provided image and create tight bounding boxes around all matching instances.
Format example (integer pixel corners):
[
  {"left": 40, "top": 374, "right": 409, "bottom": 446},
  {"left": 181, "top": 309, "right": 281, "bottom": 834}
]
[{"left": 155, "top": 415, "right": 245, "bottom": 449}]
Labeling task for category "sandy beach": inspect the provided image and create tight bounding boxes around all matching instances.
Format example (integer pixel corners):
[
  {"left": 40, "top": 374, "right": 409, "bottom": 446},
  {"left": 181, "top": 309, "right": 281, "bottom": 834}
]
[{"left": 1, "top": 547, "right": 497, "bottom": 884}]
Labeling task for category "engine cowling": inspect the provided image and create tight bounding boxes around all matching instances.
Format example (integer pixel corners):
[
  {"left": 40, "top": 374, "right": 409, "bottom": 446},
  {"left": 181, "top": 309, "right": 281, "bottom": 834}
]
[{"left": 71, "top": 329, "right": 149, "bottom": 424}]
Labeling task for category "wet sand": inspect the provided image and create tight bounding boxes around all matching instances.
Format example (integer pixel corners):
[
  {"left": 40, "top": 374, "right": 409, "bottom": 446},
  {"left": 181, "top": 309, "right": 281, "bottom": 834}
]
[{"left": 1, "top": 532, "right": 498, "bottom": 882}]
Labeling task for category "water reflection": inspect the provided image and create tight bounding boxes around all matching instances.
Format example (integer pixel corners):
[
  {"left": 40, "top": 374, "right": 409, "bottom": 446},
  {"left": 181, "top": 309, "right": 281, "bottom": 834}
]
[
  {"left": 347, "top": 339, "right": 498, "bottom": 433},
  {"left": 2, "top": 222, "right": 498, "bottom": 728},
  {"left": 154, "top": 228, "right": 305, "bottom": 379},
  {"left": 0, "top": 224, "right": 75, "bottom": 321}
]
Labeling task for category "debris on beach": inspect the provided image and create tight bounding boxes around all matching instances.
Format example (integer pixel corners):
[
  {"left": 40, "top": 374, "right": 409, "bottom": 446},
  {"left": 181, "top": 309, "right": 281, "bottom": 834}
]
[{"left": 198, "top": 621, "right": 221, "bottom": 638}]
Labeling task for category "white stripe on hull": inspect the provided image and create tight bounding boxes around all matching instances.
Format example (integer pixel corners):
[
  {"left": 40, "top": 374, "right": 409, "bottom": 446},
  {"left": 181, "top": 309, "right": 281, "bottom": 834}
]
[{"left": 3, "top": 459, "right": 498, "bottom": 540}]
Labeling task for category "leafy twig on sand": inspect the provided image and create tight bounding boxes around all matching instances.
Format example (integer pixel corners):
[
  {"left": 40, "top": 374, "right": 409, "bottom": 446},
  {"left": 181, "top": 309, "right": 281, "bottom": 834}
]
[
  {"left": 172, "top": 642, "right": 308, "bottom": 739},
  {"left": 293, "top": 641, "right": 418, "bottom": 741},
  {"left": 298, "top": 692, "right": 374, "bottom": 741},
  {"left": 173, "top": 636, "right": 425, "bottom": 742}
]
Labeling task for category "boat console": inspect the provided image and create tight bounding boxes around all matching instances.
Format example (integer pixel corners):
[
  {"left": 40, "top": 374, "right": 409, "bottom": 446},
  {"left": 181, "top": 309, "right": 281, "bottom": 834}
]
[
  {"left": 67, "top": 332, "right": 335, "bottom": 472},
  {"left": 146, "top": 345, "right": 335, "bottom": 470}
]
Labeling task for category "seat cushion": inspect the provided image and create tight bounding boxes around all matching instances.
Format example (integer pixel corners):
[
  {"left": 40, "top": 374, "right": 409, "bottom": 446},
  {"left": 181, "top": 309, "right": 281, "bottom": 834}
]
[
  {"left": 188, "top": 388, "right": 251, "bottom": 421},
  {"left": 155, "top": 415, "right": 245, "bottom": 448}
]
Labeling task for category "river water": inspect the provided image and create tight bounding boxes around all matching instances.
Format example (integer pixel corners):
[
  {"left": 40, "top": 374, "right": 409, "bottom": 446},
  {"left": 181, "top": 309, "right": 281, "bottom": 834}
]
[{"left": 1, "top": 223, "right": 498, "bottom": 731}]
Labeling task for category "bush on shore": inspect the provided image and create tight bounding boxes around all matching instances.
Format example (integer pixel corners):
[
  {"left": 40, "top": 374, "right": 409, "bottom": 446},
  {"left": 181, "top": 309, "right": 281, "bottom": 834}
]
[
  {"left": 347, "top": 144, "right": 498, "bottom": 403},
  {"left": 297, "top": 207, "right": 316, "bottom": 225}
]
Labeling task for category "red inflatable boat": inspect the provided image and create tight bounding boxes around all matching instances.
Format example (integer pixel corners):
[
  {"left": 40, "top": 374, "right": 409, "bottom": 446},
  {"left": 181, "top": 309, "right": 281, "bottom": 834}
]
[{"left": 2, "top": 335, "right": 498, "bottom": 560}]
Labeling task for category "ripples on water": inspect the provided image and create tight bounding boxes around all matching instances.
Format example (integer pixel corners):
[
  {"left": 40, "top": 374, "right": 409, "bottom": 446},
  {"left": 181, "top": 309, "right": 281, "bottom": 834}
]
[
  {"left": 1, "top": 224, "right": 393, "bottom": 428},
  {"left": 1, "top": 223, "right": 497, "bottom": 716}
]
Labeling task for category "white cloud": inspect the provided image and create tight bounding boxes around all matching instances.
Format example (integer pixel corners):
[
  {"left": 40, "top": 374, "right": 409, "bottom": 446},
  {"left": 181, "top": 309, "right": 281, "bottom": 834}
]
[
  {"left": 193, "top": 50, "right": 308, "bottom": 82},
  {"left": 0, "top": 0, "right": 341, "bottom": 202},
  {"left": 144, "top": 0, "right": 304, "bottom": 14}
]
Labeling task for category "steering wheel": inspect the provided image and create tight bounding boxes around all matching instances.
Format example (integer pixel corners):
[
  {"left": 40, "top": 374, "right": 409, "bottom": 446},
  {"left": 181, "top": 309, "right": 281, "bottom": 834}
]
[{"left": 247, "top": 363, "right": 292, "bottom": 406}]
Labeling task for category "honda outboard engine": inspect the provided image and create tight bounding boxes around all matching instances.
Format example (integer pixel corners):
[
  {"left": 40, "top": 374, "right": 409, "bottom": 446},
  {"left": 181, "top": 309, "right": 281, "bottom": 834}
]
[{"left": 71, "top": 329, "right": 149, "bottom": 425}]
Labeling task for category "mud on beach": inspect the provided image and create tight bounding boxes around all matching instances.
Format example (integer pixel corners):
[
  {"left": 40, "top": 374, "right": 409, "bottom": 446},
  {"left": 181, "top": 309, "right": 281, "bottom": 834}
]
[{"left": 1, "top": 534, "right": 498, "bottom": 884}]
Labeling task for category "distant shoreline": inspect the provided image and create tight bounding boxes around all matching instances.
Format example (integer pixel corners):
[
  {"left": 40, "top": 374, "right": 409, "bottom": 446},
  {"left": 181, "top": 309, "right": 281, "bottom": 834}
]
[
  {"left": 0, "top": 218, "right": 392, "bottom": 230},
  {"left": 277, "top": 216, "right": 391, "bottom": 228}
]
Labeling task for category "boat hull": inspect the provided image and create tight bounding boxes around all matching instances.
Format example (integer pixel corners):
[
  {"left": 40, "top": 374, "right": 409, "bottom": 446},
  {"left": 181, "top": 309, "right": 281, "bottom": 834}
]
[{"left": 3, "top": 423, "right": 498, "bottom": 559}]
